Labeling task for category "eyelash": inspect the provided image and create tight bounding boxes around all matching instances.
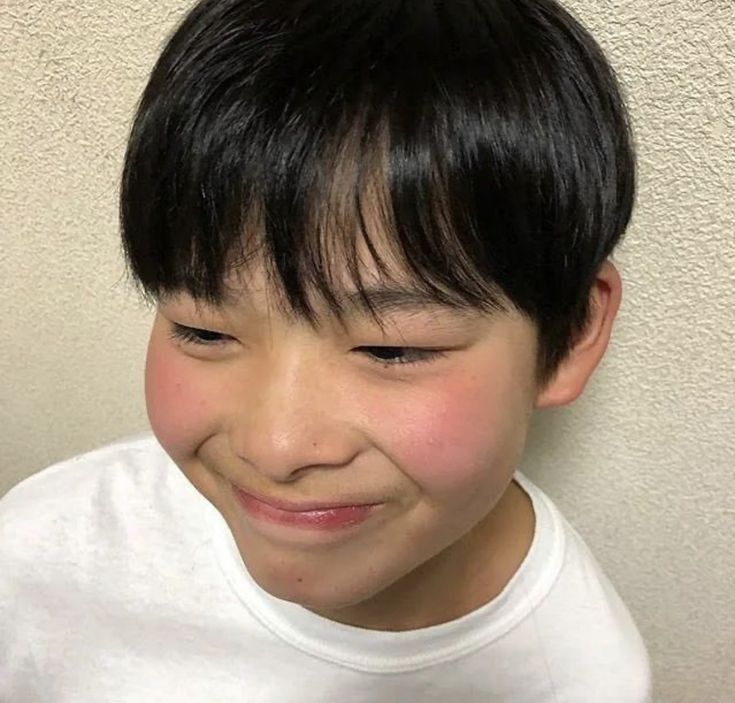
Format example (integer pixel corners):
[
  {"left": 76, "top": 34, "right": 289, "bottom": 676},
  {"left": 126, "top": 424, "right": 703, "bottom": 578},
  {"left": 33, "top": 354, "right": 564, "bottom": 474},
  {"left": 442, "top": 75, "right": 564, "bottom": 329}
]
[{"left": 167, "top": 324, "right": 446, "bottom": 367}]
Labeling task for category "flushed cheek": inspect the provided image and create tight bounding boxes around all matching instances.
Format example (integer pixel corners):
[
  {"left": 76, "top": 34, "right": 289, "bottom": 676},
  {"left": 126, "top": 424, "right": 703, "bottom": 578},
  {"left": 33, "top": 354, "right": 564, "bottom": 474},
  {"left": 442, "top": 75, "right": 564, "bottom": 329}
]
[
  {"left": 380, "top": 375, "right": 528, "bottom": 497},
  {"left": 144, "top": 334, "right": 217, "bottom": 460}
]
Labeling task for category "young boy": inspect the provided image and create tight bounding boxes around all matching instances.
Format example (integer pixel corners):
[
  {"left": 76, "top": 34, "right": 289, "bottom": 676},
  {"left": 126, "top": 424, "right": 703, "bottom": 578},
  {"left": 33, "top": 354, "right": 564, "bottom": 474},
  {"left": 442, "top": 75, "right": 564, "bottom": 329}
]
[{"left": 1, "top": 0, "right": 652, "bottom": 700}]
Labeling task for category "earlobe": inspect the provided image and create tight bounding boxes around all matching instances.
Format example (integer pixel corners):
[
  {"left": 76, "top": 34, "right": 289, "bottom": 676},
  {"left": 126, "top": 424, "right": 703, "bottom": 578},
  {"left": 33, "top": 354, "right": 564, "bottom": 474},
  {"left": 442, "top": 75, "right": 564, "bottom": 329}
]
[{"left": 534, "top": 260, "right": 623, "bottom": 409}]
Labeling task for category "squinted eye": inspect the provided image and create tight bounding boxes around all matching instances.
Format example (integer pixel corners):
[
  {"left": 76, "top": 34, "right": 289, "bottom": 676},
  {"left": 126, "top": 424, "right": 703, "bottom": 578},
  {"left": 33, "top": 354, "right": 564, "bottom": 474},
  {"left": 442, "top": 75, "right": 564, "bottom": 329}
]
[
  {"left": 167, "top": 324, "right": 446, "bottom": 369},
  {"left": 168, "top": 324, "right": 232, "bottom": 346},
  {"left": 354, "top": 346, "right": 445, "bottom": 367}
]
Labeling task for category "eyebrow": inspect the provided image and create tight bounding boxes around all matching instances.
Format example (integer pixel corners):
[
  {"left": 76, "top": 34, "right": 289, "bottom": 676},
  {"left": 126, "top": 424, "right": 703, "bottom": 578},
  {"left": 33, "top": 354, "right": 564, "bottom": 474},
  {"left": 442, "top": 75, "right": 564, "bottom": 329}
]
[
  {"left": 197, "top": 283, "right": 502, "bottom": 322},
  {"left": 334, "top": 286, "right": 497, "bottom": 318}
]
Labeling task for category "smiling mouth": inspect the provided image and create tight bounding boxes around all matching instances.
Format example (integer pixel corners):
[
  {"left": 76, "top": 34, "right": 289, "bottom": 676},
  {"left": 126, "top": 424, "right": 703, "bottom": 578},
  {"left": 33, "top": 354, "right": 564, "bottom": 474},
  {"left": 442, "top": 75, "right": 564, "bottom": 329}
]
[
  {"left": 231, "top": 482, "right": 382, "bottom": 512},
  {"left": 231, "top": 485, "right": 382, "bottom": 530}
]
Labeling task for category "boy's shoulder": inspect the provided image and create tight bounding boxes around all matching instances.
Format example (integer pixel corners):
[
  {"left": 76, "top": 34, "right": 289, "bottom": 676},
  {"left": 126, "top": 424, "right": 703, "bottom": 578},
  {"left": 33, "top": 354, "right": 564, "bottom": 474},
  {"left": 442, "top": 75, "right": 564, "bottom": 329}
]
[
  {"left": 504, "top": 472, "right": 652, "bottom": 702},
  {"left": 0, "top": 433, "right": 195, "bottom": 573},
  {"left": 1, "top": 432, "right": 162, "bottom": 518}
]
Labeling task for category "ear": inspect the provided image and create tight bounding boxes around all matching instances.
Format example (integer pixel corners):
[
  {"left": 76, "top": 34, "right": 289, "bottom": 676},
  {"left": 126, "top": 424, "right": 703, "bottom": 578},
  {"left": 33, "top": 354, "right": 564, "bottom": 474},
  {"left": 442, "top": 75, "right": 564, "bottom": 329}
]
[{"left": 535, "top": 260, "right": 623, "bottom": 408}]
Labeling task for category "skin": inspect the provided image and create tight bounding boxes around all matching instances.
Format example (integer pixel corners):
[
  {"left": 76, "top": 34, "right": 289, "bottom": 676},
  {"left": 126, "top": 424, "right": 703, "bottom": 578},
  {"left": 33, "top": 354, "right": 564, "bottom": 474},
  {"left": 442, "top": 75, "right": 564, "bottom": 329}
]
[{"left": 144, "top": 256, "right": 621, "bottom": 632}]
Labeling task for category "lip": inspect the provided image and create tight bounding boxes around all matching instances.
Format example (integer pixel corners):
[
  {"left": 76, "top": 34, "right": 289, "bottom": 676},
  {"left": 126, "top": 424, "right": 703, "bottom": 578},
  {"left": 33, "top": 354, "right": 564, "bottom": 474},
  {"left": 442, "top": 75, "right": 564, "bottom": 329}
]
[
  {"left": 235, "top": 486, "right": 380, "bottom": 513},
  {"left": 232, "top": 485, "right": 381, "bottom": 531}
]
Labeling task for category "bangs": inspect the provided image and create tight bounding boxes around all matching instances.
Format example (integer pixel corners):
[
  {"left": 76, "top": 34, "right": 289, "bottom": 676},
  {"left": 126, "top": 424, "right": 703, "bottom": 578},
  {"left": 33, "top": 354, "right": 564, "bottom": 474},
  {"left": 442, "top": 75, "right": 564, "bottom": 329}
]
[
  {"left": 120, "top": 0, "right": 635, "bottom": 380},
  {"left": 120, "top": 78, "right": 515, "bottom": 327}
]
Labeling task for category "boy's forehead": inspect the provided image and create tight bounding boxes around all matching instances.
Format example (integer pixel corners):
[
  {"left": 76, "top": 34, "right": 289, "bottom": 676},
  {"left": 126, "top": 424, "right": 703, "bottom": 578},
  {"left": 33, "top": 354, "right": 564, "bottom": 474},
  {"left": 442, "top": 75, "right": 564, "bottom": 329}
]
[
  {"left": 165, "top": 200, "right": 506, "bottom": 323},
  {"left": 161, "top": 254, "right": 492, "bottom": 331},
  {"left": 226, "top": 221, "right": 442, "bottom": 305},
  {"left": 217, "top": 258, "right": 472, "bottom": 320},
  {"left": 169, "top": 168, "right": 504, "bottom": 321}
]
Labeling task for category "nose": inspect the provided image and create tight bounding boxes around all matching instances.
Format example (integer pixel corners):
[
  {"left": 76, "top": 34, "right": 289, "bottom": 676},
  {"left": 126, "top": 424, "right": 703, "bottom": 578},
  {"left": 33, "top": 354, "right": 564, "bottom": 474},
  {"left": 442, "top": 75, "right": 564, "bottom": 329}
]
[{"left": 227, "top": 346, "right": 359, "bottom": 482}]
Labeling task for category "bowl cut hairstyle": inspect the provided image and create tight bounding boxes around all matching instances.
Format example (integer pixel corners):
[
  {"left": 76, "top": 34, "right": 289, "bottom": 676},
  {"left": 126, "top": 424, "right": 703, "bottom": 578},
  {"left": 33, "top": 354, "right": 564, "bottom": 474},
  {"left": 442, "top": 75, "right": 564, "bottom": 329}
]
[{"left": 120, "top": 0, "right": 636, "bottom": 385}]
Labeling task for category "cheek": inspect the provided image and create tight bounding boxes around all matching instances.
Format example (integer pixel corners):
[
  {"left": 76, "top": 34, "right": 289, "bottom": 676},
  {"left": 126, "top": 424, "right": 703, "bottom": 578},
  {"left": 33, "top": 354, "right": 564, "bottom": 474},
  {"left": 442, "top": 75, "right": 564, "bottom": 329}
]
[
  {"left": 380, "top": 374, "right": 531, "bottom": 497},
  {"left": 144, "top": 333, "right": 215, "bottom": 458}
]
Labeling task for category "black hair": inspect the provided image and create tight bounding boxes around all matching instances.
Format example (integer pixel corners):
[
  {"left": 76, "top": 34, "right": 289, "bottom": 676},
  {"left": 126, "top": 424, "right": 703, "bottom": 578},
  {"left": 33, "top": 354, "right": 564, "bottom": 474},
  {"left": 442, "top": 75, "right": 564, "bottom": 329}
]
[{"left": 120, "top": 0, "right": 635, "bottom": 385}]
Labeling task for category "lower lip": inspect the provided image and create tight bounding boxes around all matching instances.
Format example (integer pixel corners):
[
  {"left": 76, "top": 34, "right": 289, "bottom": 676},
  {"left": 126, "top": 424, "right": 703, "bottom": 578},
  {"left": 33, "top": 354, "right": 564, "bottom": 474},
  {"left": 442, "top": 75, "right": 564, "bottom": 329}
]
[{"left": 232, "top": 486, "right": 380, "bottom": 531}]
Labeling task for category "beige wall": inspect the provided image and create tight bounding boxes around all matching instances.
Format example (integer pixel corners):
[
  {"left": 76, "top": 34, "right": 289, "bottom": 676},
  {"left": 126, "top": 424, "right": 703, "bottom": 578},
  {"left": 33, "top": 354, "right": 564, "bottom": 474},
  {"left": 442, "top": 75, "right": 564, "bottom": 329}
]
[{"left": 1, "top": 1, "right": 733, "bottom": 700}]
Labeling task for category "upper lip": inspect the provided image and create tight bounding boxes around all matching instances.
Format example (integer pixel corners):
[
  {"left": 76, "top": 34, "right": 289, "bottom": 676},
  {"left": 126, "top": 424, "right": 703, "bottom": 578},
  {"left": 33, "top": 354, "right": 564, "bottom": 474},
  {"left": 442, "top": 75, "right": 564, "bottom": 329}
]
[{"left": 234, "top": 485, "right": 381, "bottom": 513}]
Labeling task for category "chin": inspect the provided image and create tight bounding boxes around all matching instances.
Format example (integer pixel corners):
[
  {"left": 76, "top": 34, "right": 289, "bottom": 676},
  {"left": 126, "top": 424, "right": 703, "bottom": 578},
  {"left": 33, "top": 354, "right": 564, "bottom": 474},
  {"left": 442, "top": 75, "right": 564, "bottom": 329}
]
[{"left": 253, "top": 562, "right": 377, "bottom": 613}]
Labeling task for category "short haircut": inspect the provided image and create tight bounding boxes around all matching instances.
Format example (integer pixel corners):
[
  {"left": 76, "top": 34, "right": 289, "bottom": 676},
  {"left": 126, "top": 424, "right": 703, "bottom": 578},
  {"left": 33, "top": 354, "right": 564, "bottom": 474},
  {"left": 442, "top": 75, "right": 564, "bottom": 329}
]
[{"left": 120, "top": 0, "right": 636, "bottom": 385}]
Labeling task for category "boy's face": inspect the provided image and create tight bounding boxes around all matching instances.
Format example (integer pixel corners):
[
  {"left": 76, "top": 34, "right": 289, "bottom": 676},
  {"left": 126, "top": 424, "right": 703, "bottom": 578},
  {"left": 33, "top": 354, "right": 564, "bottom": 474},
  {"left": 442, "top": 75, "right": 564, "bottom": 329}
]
[{"left": 145, "top": 256, "right": 541, "bottom": 631}]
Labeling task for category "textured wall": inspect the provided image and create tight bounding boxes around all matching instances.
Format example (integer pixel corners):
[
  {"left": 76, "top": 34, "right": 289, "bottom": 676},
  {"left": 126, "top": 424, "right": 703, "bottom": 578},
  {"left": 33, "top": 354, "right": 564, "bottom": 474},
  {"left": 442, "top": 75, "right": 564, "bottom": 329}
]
[{"left": 1, "top": 1, "right": 733, "bottom": 701}]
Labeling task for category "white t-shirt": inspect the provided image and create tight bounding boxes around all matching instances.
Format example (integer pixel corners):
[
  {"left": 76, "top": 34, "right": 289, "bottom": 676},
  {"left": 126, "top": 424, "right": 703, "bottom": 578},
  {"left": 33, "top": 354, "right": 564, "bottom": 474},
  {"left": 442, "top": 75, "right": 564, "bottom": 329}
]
[{"left": 0, "top": 433, "right": 652, "bottom": 702}]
